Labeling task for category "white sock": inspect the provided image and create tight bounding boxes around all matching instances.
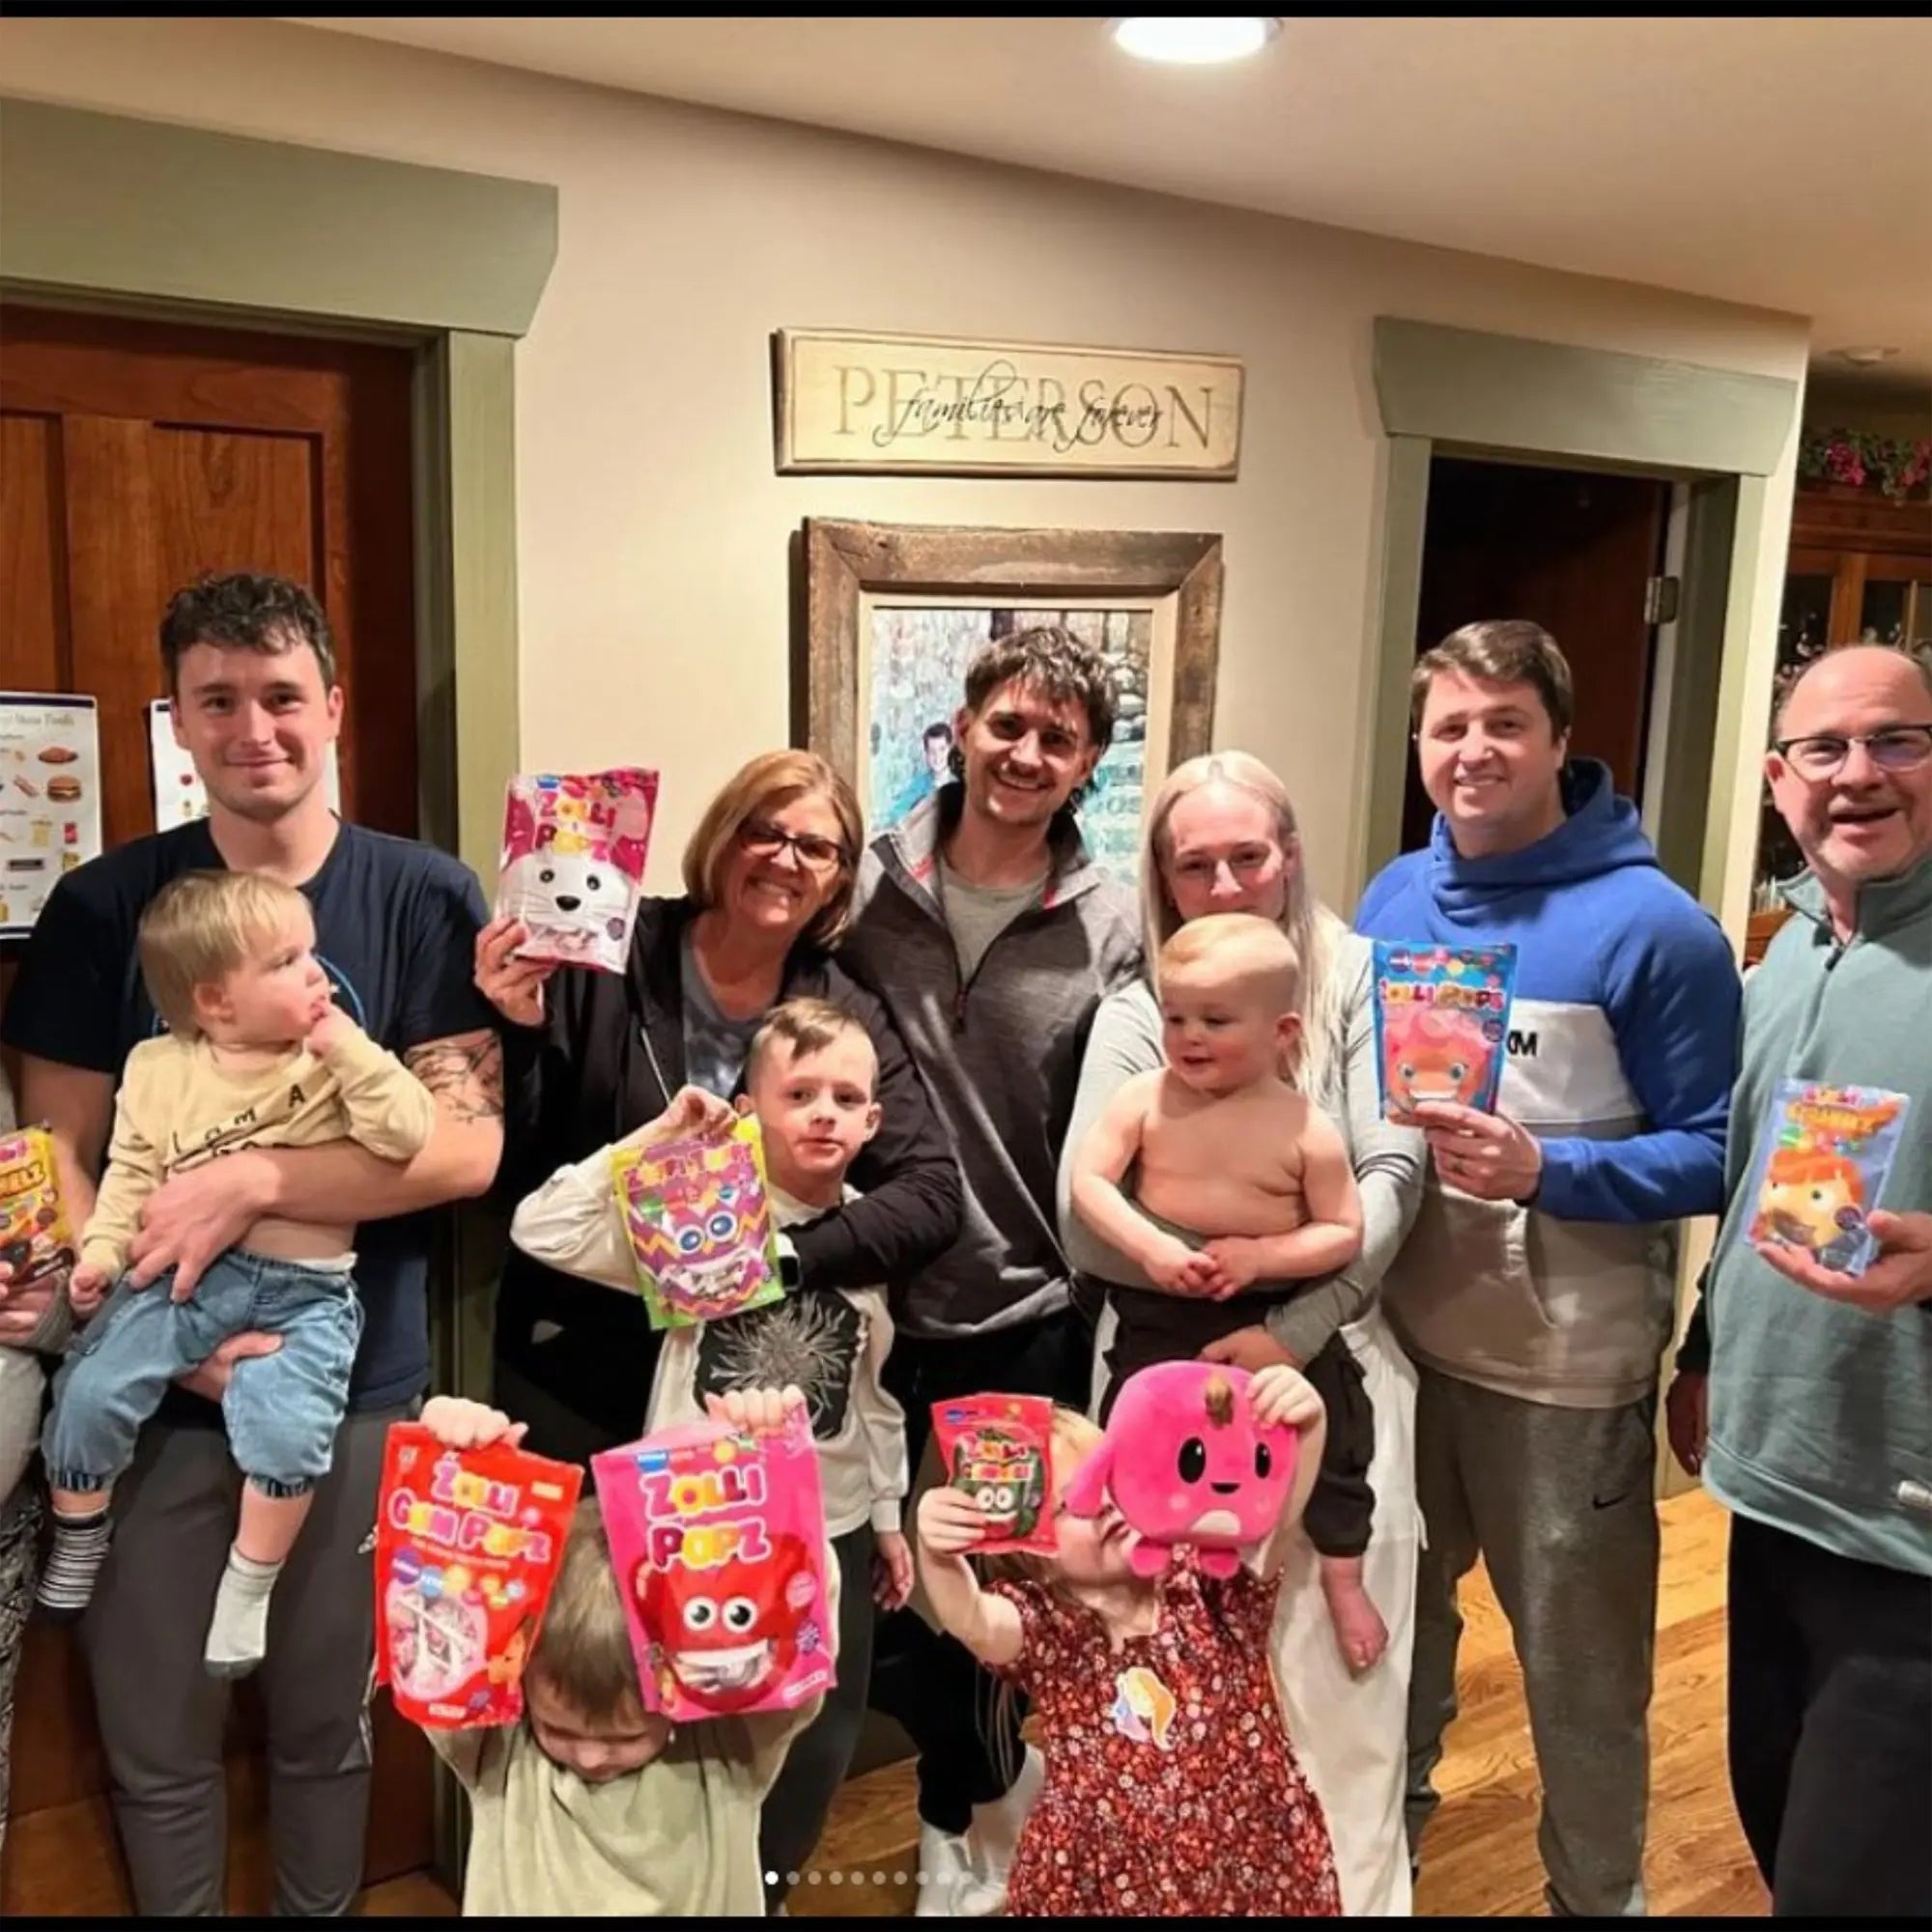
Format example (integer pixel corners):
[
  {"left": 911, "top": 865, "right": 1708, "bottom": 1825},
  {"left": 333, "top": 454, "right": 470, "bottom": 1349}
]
[{"left": 204, "top": 1546, "right": 285, "bottom": 1679}]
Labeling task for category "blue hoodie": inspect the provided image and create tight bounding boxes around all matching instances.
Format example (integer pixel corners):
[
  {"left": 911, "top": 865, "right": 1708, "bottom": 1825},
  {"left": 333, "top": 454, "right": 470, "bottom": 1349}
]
[{"left": 1355, "top": 760, "right": 1741, "bottom": 1406}]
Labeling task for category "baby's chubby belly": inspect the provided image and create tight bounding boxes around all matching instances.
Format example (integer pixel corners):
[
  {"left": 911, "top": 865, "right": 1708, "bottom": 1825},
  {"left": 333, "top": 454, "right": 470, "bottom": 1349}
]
[{"left": 1136, "top": 1152, "right": 1307, "bottom": 1242}]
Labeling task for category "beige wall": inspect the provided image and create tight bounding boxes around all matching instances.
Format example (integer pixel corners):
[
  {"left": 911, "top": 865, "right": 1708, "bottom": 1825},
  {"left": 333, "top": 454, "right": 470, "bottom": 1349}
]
[{"left": 0, "top": 16, "right": 1809, "bottom": 919}]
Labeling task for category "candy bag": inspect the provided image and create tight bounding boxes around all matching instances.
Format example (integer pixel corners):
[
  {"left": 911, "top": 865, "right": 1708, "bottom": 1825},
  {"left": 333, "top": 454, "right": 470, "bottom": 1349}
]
[
  {"left": 593, "top": 1405, "right": 834, "bottom": 1721},
  {"left": 1745, "top": 1079, "right": 1912, "bottom": 1278},
  {"left": 611, "top": 1116, "right": 784, "bottom": 1329},
  {"left": 374, "top": 1424, "right": 582, "bottom": 1730},
  {"left": 930, "top": 1393, "right": 1057, "bottom": 1557},
  {"left": 1061, "top": 1362, "right": 1299, "bottom": 1580},
  {"left": 1372, "top": 940, "right": 1519, "bottom": 1120},
  {"left": 496, "top": 769, "right": 659, "bottom": 975},
  {"left": 0, "top": 1126, "right": 76, "bottom": 1289}
]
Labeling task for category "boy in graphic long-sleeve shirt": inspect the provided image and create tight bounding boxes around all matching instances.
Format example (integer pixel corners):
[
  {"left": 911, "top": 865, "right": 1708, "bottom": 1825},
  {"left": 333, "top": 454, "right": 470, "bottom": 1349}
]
[
  {"left": 1354, "top": 622, "right": 1739, "bottom": 1918},
  {"left": 508, "top": 997, "right": 908, "bottom": 1905}
]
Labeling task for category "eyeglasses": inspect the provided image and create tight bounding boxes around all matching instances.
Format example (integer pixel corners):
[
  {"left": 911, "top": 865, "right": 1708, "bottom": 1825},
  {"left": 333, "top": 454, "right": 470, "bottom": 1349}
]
[
  {"left": 1773, "top": 724, "right": 1932, "bottom": 781},
  {"left": 737, "top": 818, "right": 848, "bottom": 873}
]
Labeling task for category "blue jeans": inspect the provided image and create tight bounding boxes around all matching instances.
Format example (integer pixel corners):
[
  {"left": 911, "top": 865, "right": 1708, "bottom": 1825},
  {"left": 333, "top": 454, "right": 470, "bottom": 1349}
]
[{"left": 43, "top": 1250, "right": 363, "bottom": 1498}]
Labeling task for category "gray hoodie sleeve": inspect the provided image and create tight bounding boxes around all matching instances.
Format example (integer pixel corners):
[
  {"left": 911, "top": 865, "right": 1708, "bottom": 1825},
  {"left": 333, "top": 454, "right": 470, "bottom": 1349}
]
[{"left": 1057, "top": 981, "right": 1164, "bottom": 1289}]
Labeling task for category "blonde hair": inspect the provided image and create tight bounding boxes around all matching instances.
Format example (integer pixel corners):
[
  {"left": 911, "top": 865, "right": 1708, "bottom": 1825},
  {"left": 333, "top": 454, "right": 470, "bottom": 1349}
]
[
  {"left": 137, "top": 870, "right": 313, "bottom": 1038},
  {"left": 526, "top": 1498, "right": 647, "bottom": 1722},
  {"left": 681, "top": 751, "right": 865, "bottom": 949},
  {"left": 1158, "top": 912, "right": 1302, "bottom": 1009},
  {"left": 982, "top": 1406, "right": 1104, "bottom": 1788},
  {"left": 746, "top": 995, "right": 876, "bottom": 1092},
  {"left": 1142, "top": 753, "right": 1346, "bottom": 1106}
]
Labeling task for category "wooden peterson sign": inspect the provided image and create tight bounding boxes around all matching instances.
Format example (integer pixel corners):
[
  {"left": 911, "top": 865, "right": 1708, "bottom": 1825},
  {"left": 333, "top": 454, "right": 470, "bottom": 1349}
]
[{"left": 774, "top": 328, "right": 1243, "bottom": 479}]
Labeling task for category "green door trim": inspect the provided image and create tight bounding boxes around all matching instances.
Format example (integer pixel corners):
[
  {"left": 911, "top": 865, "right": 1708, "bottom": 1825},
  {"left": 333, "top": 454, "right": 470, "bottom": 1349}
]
[
  {"left": 1353, "top": 315, "right": 1801, "bottom": 911},
  {"left": 1, "top": 95, "right": 552, "bottom": 1895}
]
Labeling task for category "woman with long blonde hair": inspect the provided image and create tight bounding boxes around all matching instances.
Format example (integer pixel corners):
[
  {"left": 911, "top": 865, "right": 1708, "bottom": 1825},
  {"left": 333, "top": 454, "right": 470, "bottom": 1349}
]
[{"left": 1057, "top": 748, "right": 1424, "bottom": 1917}]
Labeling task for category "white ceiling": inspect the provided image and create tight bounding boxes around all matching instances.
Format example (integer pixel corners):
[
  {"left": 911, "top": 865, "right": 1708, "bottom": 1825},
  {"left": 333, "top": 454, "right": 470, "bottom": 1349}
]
[{"left": 293, "top": 15, "right": 1932, "bottom": 392}]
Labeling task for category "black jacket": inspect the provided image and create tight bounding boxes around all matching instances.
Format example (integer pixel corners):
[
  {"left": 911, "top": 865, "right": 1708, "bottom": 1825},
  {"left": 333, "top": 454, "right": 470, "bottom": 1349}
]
[{"left": 494, "top": 895, "right": 962, "bottom": 1453}]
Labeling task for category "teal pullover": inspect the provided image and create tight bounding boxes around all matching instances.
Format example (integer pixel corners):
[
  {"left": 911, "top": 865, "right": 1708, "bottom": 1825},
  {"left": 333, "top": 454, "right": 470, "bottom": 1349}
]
[{"left": 1681, "top": 857, "right": 1932, "bottom": 1576}]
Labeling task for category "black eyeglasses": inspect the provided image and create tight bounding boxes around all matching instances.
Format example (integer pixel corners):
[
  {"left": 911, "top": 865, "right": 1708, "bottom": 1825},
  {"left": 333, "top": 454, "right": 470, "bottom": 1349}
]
[
  {"left": 737, "top": 818, "right": 849, "bottom": 873},
  {"left": 1772, "top": 724, "right": 1932, "bottom": 781}
]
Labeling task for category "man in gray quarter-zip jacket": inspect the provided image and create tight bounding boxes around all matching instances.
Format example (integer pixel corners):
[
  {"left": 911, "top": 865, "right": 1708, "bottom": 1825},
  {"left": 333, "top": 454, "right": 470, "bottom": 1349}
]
[
  {"left": 841, "top": 626, "right": 1141, "bottom": 1917},
  {"left": 1668, "top": 643, "right": 1932, "bottom": 1919}
]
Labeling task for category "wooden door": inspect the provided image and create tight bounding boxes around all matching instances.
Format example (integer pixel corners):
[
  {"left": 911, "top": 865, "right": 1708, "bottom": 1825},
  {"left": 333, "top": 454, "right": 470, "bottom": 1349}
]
[
  {"left": 1400, "top": 457, "right": 1671, "bottom": 852},
  {"left": 0, "top": 304, "right": 433, "bottom": 1914}
]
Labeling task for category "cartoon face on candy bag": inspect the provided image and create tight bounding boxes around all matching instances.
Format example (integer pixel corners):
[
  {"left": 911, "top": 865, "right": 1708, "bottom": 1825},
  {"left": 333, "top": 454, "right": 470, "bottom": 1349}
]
[
  {"left": 1061, "top": 1362, "right": 1298, "bottom": 1579},
  {"left": 496, "top": 769, "right": 658, "bottom": 976},
  {"left": 1381, "top": 1004, "right": 1493, "bottom": 1113},
  {"left": 593, "top": 1406, "right": 834, "bottom": 1724},
  {"left": 634, "top": 1534, "right": 818, "bottom": 1715}
]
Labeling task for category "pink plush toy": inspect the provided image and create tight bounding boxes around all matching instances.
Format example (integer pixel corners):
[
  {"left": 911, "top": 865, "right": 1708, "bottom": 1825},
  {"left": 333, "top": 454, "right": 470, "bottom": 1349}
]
[{"left": 1062, "top": 1361, "right": 1299, "bottom": 1578}]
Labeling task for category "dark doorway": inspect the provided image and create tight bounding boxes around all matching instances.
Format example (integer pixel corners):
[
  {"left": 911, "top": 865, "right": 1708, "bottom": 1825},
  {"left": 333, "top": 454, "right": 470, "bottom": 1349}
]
[{"left": 1400, "top": 456, "right": 1673, "bottom": 853}]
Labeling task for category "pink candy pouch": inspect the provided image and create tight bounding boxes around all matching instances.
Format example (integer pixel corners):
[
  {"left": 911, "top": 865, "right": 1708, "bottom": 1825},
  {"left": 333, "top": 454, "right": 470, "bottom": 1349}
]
[
  {"left": 496, "top": 769, "right": 659, "bottom": 975},
  {"left": 592, "top": 1406, "right": 834, "bottom": 1722}
]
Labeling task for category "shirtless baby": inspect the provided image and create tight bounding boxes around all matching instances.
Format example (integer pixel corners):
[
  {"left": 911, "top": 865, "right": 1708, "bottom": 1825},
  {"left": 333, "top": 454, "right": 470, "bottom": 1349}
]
[{"left": 1070, "top": 912, "right": 1386, "bottom": 1669}]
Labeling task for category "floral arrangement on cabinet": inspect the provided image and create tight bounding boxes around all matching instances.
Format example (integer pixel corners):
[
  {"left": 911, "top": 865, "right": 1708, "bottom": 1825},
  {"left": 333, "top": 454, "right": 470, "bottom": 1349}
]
[{"left": 1798, "top": 427, "right": 1932, "bottom": 501}]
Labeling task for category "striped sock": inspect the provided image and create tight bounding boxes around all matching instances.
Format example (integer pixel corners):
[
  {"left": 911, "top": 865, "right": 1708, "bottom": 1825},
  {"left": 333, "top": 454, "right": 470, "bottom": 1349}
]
[{"left": 36, "top": 1503, "right": 113, "bottom": 1621}]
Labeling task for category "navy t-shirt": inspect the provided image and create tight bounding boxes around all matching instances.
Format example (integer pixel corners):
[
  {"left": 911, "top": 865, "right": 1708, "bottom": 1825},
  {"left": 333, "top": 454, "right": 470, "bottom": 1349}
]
[{"left": 0, "top": 818, "right": 497, "bottom": 1414}]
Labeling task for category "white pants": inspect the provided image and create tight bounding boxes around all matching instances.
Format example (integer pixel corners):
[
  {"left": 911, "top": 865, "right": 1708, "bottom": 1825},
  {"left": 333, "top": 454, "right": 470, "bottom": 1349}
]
[{"left": 1090, "top": 1301, "right": 1420, "bottom": 1916}]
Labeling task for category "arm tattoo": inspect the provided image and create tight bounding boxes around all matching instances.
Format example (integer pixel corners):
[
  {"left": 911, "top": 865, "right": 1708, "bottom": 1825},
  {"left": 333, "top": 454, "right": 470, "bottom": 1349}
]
[{"left": 405, "top": 1029, "right": 505, "bottom": 1125}]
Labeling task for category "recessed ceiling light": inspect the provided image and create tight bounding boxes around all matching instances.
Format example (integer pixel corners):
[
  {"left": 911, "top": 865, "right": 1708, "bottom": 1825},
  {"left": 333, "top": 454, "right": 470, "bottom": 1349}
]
[
  {"left": 1111, "top": 17, "right": 1282, "bottom": 65},
  {"left": 1826, "top": 346, "right": 1901, "bottom": 367}
]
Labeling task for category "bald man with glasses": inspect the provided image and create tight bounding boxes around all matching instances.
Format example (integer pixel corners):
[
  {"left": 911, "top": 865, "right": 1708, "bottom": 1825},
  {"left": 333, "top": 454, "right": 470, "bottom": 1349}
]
[{"left": 1669, "top": 642, "right": 1932, "bottom": 1918}]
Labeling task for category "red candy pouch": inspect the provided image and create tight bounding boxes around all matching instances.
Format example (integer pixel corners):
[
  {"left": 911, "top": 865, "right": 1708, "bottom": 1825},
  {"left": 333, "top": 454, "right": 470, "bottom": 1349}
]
[
  {"left": 930, "top": 1394, "right": 1057, "bottom": 1556},
  {"left": 374, "top": 1424, "right": 582, "bottom": 1730}
]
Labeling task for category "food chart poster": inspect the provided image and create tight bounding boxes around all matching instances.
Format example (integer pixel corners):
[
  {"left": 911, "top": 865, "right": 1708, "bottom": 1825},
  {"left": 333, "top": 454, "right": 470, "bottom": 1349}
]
[{"left": 0, "top": 694, "right": 101, "bottom": 939}]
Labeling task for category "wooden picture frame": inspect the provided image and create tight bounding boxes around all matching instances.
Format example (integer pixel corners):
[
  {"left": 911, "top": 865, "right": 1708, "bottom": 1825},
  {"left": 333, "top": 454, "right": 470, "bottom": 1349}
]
[{"left": 799, "top": 518, "right": 1223, "bottom": 876}]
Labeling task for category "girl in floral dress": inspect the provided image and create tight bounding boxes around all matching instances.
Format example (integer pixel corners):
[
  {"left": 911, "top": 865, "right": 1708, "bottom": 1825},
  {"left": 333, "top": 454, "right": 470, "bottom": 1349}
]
[{"left": 915, "top": 1365, "right": 1341, "bottom": 1918}]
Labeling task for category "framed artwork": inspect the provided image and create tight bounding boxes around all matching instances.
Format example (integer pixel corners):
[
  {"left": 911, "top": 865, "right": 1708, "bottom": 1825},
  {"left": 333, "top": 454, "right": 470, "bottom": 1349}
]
[{"left": 799, "top": 520, "right": 1223, "bottom": 882}]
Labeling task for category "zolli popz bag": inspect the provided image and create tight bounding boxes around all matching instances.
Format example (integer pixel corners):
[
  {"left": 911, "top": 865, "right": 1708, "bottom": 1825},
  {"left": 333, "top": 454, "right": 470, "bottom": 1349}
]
[
  {"left": 930, "top": 1394, "right": 1058, "bottom": 1557},
  {"left": 496, "top": 768, "right": 658, "bottom": 976},
  {"left": 1372, "top": 940, "right": 1519, "bottom": 1120},
  {"left": 593, "top": 1405, "right": 834, "bottom": 1722},
  {"left": 374, "top": 1425, "right": 582, "bottom": 1730},
  {"left": 610, "top": 1115, "right": 785, "bottom": 1329}
]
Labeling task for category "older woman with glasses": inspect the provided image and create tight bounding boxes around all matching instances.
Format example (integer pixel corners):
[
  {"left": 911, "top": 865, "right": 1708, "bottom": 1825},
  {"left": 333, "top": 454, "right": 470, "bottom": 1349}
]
[
  {"left": 474, "top": 749, "right": 961, "bottom": 1463},
  {"left": 1058, "top": 750, "right": 1426, "bottom": 1918}
]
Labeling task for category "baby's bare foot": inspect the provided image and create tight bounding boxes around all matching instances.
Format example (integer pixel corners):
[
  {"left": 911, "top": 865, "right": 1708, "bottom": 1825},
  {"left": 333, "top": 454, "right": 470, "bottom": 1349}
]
[{"left": 1321, "top": 1566, "right": 1388, "bottom": 1674}]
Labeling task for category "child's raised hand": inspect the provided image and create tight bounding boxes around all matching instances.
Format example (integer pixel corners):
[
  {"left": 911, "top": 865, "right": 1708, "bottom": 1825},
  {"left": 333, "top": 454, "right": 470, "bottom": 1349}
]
[
  {"left": 68, "top": 1262, "right": 110, "bottom": 1317},
  {"left": 1247, "top": 1362, "right": 1323, "bottom": 1434},
  {"left": 703, "top": 1383, "right": 807, "bottom": 1435},
  {"left": 873, "top": 1528, "right": 916, "bottom": 1608},
  {"left": 918, "top": 1485, "right": 995, "bottom": 1558},
  {"left": 421, "top": 1395, "right": 528, "bottom": 1451},
  {"left": 305, "top": 1003, "right": 355, "bottom": 1058}
]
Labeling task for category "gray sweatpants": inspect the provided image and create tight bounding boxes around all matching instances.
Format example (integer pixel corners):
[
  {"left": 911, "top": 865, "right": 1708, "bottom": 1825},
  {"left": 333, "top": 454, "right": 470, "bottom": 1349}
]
[
  {"left": 1406, "top": 1364, "right": 1659, "bottom": 1918},
  {"left": 79, "top": 1400, "right": 409, "bottom": 1916}
]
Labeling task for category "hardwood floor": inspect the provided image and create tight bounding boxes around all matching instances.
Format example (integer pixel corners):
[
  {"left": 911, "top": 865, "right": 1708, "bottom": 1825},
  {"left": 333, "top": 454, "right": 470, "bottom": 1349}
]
[{"left": 787, "top": 1490, "right": 1768, "bottom": 1918}]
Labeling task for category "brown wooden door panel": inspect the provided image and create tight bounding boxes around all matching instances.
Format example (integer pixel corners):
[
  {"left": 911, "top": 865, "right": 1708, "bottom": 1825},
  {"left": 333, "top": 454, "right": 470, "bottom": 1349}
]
[
  {"left": 0, "top": 415, "right": 67, "bottom": 693},
  {"left": 1400, "top": 457, "right": 1670, "bottom": 852},
  {"left": 0, "top": 302, "right": 431, "bottom": 1912},
  {"left": 0, "top": 306, "right": 418, "bottom": 841}
]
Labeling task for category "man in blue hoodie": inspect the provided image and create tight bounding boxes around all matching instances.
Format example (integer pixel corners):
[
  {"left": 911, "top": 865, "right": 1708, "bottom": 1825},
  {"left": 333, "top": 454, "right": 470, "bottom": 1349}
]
[
  {"left": 1356, "top": 620, "right": 1740, "bottom": 1918},
  {"left": 1667, "top": 642, "right": 1932, "bottom": 1918}
]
